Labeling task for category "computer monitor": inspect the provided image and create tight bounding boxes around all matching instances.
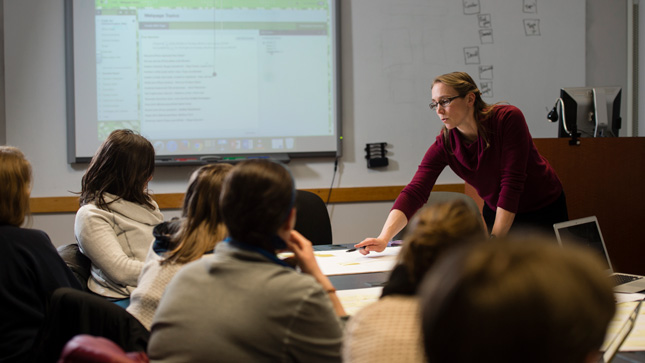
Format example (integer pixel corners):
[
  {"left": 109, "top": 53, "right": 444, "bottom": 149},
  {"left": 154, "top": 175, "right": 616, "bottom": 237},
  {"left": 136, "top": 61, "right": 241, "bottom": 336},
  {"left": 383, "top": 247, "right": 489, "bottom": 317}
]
[{"left": 556, "top": 87, "right": 622, "bottom": 138}]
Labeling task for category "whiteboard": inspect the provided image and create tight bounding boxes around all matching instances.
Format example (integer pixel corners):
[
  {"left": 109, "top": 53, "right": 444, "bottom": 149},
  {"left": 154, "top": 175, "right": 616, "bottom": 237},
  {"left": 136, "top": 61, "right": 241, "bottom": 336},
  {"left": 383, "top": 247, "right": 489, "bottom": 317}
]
[
  {"left": 345, "top": 0, "right": 585, "bottom": 165},
  {"left": 2, "top": 0, "right": 587, "bottom": 197}
]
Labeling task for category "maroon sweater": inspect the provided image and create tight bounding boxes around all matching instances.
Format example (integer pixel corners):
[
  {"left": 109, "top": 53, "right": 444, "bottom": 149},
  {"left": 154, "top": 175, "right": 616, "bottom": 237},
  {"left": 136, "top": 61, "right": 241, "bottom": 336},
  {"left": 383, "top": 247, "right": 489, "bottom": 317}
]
[{"left": 393, "top": 105, "right": 562, "bottom": 220}]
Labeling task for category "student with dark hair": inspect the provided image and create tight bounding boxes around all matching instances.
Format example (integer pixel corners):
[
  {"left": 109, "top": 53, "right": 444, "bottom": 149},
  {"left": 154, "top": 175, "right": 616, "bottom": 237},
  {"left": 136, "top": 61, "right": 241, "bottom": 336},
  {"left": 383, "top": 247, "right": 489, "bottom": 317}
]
[
  {"left": 420, "top": 237, "right": 615, "bottom": 363},
  {"left": 75, "top": 129, "right": 163, "bottom": 307},
  {"left": 343, "top": 200, "right": 486, "bottom": 363},
  {"left": 148, "top": 159, "right": 345, "bottom": 363},
  {"left": 0, "top": 146, "right": 81, "bottom": 362},
  {"left": 127, "top": 163, "right": 233, "bottom": 330}
]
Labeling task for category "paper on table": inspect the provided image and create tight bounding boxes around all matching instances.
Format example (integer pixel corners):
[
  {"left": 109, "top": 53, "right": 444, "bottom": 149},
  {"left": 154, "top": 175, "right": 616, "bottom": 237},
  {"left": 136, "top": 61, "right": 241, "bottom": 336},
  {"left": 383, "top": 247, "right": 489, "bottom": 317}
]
[
  {"left": 615, "top": 293, "right": 645, "bottom": 304},
  {"left": 602, "top": 300, "right": 645, "bottom": 352},
  {"left": 618, "top": 300, "right": 645, "bottom": 351},
  {"left": 314, "top": 246, "right": 401, "bottom": 276},
  {"left": 336, "top": 287, "right": 383, "bottom": 316}
]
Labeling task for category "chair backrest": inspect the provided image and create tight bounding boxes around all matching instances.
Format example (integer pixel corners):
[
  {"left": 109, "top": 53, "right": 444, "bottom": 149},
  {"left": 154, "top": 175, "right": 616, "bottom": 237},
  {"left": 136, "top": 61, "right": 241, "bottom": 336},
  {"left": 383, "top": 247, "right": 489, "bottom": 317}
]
[
  {"left": 57, "top": 243, "right": 91, "bottom": 292},
  {"left": 294, "top": 190, "right": 333, "bottom": 245},
  {"left": 393, "top": 191, "right": 483, "bottom": 241},
  {"left": 33, "top": 287, "right": 150, "bottom": 362}
]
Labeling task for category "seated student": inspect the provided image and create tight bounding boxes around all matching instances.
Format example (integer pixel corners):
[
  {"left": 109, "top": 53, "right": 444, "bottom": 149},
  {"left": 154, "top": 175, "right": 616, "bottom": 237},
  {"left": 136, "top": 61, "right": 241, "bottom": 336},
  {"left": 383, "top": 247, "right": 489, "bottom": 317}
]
[
  {"left": 420, "top": 237, "right": 616, "bottom": 363},
  {"left": 127, "top": 163, "right": 233, "bottom": 330},
  {"left": 343, "top": 200, "right": 486, "bottom": 363},
  {"left": 148, "top": 159, "right": 346, "bottom": 363},
  {"left": 75, "top": 129, "right": 164, "bottom": 307},
  {"left": 0, "top": 146, "right": 81, "bottom": 362}
]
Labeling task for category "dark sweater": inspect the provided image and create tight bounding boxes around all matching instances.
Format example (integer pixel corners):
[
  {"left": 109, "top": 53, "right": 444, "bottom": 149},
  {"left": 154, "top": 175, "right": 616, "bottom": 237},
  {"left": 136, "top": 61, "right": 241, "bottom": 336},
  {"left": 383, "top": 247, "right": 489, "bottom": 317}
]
[
  {"left": 0, "top": 224, "right": 81, "bottom": 362},
  {"left": 393, "top": 105, "right": 562, "bottom": 220}
]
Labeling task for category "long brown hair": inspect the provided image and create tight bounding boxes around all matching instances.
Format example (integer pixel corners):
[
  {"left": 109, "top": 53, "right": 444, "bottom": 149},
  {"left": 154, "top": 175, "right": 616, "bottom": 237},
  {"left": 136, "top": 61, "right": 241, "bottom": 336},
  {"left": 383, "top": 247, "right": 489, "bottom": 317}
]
[
  {"left": 79, "top": 129, "right": 156, "bottom": 210},
  {"left": 398, "top": 199, "right": 486, "bottom": 285},
  {"left": 433, "top": 71, "right": 497, "bottom": 152},
  {"left": 0, "top": 146, "right": 32, "bottom": 226},
  {"left": 162, "top": 163, "right": 233, "bottom": 265}
]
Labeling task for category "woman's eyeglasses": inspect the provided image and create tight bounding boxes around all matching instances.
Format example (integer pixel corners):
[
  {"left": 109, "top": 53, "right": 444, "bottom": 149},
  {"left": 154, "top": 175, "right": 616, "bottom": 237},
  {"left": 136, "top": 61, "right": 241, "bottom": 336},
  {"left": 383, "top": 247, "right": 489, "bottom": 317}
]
[{"left": 429, "top": 95, "right": 463, "bottom": 110}]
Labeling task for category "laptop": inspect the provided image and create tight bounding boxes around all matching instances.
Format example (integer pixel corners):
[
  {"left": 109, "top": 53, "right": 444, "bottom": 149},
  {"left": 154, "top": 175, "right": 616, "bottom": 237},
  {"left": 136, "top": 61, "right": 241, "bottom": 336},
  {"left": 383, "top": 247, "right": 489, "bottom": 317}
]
[{"left": 553, "top": 216, "right": 645, "bottom": 294}]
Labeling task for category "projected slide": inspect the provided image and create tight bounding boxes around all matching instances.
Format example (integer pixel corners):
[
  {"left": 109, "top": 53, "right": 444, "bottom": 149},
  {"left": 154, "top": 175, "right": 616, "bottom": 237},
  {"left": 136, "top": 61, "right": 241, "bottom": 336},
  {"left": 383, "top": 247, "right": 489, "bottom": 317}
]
[{"left": 68, "top": 0, "right": 340, "bottom": 161}]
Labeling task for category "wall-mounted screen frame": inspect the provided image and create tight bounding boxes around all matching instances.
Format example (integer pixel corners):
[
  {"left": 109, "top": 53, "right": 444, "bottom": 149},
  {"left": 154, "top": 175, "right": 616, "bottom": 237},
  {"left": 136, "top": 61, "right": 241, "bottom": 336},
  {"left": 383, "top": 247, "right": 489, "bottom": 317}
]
[{"left": 65, "top": 0, "right": 342, "bottom": 165}]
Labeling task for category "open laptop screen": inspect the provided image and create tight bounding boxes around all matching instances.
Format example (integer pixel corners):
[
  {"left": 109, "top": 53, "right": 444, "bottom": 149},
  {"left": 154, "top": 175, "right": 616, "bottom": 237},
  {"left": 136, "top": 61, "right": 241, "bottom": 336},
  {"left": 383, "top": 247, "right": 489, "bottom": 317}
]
[{"left": 554, "top": 217, "right": 611, "bottom": 271}]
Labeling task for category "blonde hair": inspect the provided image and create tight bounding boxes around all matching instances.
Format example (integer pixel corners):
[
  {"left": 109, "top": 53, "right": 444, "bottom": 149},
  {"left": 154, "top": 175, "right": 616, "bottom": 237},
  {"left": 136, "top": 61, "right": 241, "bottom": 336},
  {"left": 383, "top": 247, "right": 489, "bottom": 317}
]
[
  {"left": 398, "top": 199, "right": 486, "bottom": 285},
  {"left": 0, "top": 146, "right": 32, "bottom": 226},
  {"left": 433, "top": 71, "right": 498, "bottom": 151},
  {"left": 162, "top": 163, "right": 233, "bottom": 265}
]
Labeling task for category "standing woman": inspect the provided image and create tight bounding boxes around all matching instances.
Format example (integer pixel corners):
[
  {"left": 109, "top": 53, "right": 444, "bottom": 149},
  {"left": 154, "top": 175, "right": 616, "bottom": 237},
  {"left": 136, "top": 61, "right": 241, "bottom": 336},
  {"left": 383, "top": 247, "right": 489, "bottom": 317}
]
[
  {"left": 0, "top": 146, "right": 81, "bottom": 362},
  {"left": 357, "top": 71, "right": 567, "bottom": 253},
  {"left": 75, "top": 129, "right": 163, "bottom": 307}
]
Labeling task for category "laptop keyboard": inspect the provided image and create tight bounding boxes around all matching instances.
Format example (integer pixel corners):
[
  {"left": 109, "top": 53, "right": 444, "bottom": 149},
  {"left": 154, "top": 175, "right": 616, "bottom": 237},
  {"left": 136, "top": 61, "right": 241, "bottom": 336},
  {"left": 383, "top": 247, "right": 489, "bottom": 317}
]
[{"left": 612, "top": 274, "right": 642, "bottom": 286}]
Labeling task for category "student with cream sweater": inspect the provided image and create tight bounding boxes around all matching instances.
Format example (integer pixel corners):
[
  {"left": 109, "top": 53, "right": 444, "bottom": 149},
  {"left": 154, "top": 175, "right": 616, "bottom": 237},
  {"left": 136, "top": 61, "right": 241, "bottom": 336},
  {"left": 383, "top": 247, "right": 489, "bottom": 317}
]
[{"left": 75, "top": 129, "right": 163, "bottom": 307}]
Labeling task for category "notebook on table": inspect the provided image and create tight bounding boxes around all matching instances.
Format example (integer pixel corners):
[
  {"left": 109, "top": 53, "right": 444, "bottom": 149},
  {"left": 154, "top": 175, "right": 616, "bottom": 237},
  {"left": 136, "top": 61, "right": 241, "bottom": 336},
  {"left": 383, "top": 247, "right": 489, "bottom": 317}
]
[
  {"left": 601, "top": 300, "right": 643, "bottom": 362},
  {"left": 553, "top": 216, "right": 645, "bottom": 294}
]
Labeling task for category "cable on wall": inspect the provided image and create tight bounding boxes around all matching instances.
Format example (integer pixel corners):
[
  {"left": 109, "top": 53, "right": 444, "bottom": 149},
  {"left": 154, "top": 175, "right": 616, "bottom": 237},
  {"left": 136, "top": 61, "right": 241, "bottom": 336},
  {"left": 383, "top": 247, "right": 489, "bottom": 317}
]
[{"left": 326, "top": 156, "right": 339, "bottom": 206}]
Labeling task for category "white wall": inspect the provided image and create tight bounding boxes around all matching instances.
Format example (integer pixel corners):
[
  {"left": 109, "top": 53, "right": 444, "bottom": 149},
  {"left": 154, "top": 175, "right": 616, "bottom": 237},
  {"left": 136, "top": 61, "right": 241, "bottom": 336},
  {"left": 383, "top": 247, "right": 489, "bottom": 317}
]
[
  {"left": 0, "top": 1, "right": 4, "bottom": 145},
  {"left": 4, "top": 0, "right": 631, "bottom": 247}
]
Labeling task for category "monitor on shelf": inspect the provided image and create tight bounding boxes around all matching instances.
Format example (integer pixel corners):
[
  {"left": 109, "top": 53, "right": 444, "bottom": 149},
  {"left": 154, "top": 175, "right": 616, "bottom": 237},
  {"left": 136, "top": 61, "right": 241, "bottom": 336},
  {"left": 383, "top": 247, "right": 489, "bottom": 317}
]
[{"left": 555, "top": 87, "right": 622, "bottom": 138}]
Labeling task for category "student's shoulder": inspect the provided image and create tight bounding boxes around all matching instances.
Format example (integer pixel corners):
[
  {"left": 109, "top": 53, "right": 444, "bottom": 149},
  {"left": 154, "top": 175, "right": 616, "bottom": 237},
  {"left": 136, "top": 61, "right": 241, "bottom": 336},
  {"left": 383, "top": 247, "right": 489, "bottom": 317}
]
[
  {"left": 0, "top": 226, "right": 58, "bottom": 257},
  {"left": 347, "top": 295, "right": 420, "bottom": 338},
  {"left": 158, "top": 257, "right": 219, "bottom": 304},
  {"left": 168, "top": 256, "right": 214, "bottom": 283},
  {"left": 1, "top": 224, "right": 50, "bottom": 241},
  {"left": 75, "top": 202, "right": 115, "bottom": 223},
  {"left": 269, "top": 267, "right": 323, "bottom": 299},
  {"left": 358, "top": 295, "right": 418, "bottom": 318},
  {"left": 77, "top": 201, "right": 105, "bottom": 214}
]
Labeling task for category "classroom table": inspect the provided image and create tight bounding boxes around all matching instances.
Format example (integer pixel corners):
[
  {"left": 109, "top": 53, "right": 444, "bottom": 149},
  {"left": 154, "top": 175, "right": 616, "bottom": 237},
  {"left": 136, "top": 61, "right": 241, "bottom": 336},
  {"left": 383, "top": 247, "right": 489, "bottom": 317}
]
[
  {"left": 314, "top": 243, "right": 392, "bottom": 290},
  {"left": 613, "top": 353, "right": 645, "bottom": 362},
  {"left": 314, "top": 244, "right": 645, "bottom": 362},
  {"left": 313, "top": 243, "right": 392, "bottom": 316}
]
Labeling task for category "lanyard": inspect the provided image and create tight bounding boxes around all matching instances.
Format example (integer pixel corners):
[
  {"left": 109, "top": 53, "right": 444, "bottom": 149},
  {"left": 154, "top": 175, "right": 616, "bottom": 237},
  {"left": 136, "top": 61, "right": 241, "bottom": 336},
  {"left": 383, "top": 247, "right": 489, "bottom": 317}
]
[{"left": 224, "top": 237, "right": 293, "bottom": 269}]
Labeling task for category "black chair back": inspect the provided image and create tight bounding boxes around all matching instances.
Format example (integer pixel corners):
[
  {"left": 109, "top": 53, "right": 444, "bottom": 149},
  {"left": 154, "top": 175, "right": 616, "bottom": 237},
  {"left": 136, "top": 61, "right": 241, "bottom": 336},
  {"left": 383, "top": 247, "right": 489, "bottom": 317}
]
[
  {"left": 294, "top": 190, "right": 333, "bottom": 245},
  {"left": 57, "top": 243, "right": 91, "bottom": 292},
  {"left": 33, "top": 287, "right": 149, "bottom": 362}
]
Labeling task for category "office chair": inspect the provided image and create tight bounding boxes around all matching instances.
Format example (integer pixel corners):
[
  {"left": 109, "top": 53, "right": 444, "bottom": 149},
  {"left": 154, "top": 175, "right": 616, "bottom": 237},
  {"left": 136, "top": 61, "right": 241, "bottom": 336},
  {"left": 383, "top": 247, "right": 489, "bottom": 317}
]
[
  {"left": 57, "top": 243, "right": 92, "bottom": 292},
  {"left": 393, "top": 191, "right": 482, "bottom": 241},
  {"left": 294, "top": 190, "right": 333, "bottom": 245},
  {"left": 33, "top": 287, "right": 149, "bottom": 362}
]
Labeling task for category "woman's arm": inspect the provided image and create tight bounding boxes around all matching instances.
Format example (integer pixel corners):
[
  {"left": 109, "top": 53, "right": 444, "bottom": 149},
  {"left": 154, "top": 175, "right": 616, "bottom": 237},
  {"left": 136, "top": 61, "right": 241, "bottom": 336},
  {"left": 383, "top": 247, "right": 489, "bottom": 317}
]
[
  {"left": 357, "top": 140, "right": 447, "bottom": 255},
  {"left": 287, "top": 230, "right": 347, "bottom": 317},
  {"left": 75, "top": 206, "right": 145, "bottom": 287},
  {"left": 495, "top": 106, "right": 532, "bottom": 217},
  {"left": 354, "top": 209, "right": 408, "bottom": 255},
  {"left": 490, "top": 206, "right": 515, "bottom": 237}
]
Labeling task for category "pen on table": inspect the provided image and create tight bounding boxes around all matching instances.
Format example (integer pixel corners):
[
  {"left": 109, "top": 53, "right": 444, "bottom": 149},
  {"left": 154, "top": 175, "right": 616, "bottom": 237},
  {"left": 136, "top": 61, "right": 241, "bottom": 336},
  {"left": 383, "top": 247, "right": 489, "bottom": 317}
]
[{"left": 346, "top": 246, "right": 366, "bottom": 253}]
